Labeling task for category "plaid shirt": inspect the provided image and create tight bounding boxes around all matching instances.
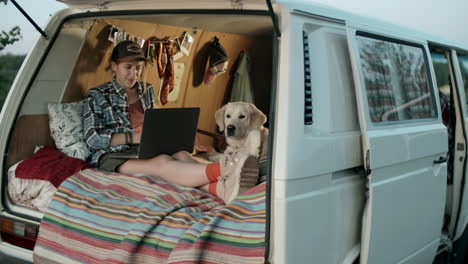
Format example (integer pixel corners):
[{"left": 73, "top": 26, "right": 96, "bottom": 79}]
[{"left": 82, "top": 79, "right": 154, "bottom": 167}]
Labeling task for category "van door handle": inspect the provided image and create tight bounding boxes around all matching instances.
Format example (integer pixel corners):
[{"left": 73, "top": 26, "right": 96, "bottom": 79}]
[{"left": 433, "top": 156, "right": 447, "bottom": 164}]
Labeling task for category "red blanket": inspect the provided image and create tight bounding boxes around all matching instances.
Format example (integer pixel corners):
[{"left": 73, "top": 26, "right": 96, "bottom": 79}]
[{"left": 16, "top": 146, "right": 90, "bottom": 188}]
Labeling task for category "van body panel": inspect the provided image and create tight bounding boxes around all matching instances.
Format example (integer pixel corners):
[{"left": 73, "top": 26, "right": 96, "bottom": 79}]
[
  {"left": 0, "top": 211, "right": 38, "bottom": 263},
  {"left": 452, "top": 50, "right": 468, "bottom": 241},
  {"left": 347, "top": 25, "right": 448, "bottom": 263},
  {"left": 270, "top": 6, "right": 365, "bottom": 263},
  {"left": 367, "top": 125, "right": 448, "bottom": 168},
  {"left": 20, "top": 26, "right": 88, "bottom": 115},
  {"left": 396, "top": 238, "right": 440, "bottom": 264},
  {"left": 0, "top": 242, "right": 32, "bottom": 264},
  {"left": 362, "top": 158, "right": 446, "bottom": 264},
  {"left": 283, "top": 0, "right": 468, "bottom": 52},
  {"left": 273, "top": 173, "right": 365, "bottom": 263}
]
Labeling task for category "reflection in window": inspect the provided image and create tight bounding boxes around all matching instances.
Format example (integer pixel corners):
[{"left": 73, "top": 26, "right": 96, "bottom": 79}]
[
  {"left": 357, "top": 36, "right": 436, "bottom": 123},
  {"left": 458, "top": 54, "right": 468, "bottom": 108},
  {"left": 431, "top": 53, "right": 452, "bottom": 125},
  {"left": 431, "top": 52, "right": 453, "bottom": 183}
]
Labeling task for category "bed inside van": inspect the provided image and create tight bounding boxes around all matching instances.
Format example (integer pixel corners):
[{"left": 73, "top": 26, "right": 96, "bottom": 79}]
[{"left": 2, "top": 8, "right": 274, "bottom": 263}]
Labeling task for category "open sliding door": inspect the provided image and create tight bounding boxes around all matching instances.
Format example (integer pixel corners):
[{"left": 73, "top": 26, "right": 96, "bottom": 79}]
[
  {"left": 452, "top": 51, "right": 468, "bottom": 240},
  {"left": 346, "top": 25, "right": 448, "bottom": 263}
]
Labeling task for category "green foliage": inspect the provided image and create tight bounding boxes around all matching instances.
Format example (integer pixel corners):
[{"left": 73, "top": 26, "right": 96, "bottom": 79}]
[
  {"left": 0, "top": 26, "right": 22, "bottom": 51},
  {"left": 0, "top": 0, "right": 22, "bottom": 51},
  {"left": 0, "top": 54, "right": 26, "bottom": 110}
]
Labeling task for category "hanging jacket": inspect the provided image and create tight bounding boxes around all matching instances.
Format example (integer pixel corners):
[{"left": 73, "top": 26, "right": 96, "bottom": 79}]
[{"left": 229, "top": 50, "right": 254, "bottom": 104}]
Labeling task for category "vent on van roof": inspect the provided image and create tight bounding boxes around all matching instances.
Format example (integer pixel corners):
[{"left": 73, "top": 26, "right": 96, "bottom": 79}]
[{"left": 303, "top": 31, "right": 313, "bottom": 125}]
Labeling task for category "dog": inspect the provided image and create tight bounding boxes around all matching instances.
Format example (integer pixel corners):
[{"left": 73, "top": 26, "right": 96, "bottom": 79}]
[{"left": 208, "top": 102, "right": 269, "bottom": 165}]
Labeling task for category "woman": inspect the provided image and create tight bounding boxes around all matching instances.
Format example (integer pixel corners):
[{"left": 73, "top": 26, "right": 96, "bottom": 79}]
[{"left": 82, "top": 40, "right": 257, "bottom": 204}]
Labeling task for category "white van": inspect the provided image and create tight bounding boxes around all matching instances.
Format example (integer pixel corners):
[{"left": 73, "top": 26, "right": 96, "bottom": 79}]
[{"left": 1, "top": 0, "right": 468, "bottom": 263}]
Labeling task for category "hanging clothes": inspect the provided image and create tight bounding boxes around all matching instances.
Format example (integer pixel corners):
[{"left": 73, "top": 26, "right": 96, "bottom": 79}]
[
  {"left": 204, "top": 36, "right": 229, "bottom": 85},
  {"left": 154, "top": 37, "right": 175, "bottom": 105},
  {"left": 229, "top": 50, "right": 254, "bottom": 104}
]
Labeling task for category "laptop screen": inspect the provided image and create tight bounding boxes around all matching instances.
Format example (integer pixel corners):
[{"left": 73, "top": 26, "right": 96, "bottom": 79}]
[{"left": 138, "top": 107, "right": 200, "bottom": 159}]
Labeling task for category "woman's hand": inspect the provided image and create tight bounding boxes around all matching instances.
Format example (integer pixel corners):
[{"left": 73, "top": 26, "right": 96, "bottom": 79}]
[
  {"left": 132, "top": 132, "right": 141, "bottom": 144},
  {"left": 110, "top": 132, "right": 141, "bottom": 146}
]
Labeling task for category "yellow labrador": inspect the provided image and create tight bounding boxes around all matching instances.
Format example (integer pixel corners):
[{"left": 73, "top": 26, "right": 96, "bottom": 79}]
[{"left": 211, "top": 102, "right": 268, "bottom": 162}]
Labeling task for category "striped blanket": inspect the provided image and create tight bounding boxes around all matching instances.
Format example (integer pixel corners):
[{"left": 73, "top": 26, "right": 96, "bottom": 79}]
[{"left": 33, "top": 169, "right": 266, "bottom": 264}]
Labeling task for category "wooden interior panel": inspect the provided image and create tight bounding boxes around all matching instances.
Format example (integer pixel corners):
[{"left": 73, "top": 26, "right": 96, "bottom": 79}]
[
  {"left": 7, "top": 115, "right": 55, "bottom": 167},
  {"left": 9, "top": 16, "right": 272, "bottom": 166},
  {"left": 63, "top": 18, "right": 272, "bottom": 145}
]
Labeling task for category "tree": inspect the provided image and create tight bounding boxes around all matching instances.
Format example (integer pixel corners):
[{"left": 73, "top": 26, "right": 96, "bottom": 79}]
[
  {"left": 0, "top": 0, "right": 22, "bottom": 51},
  {"left": 0, "top": 54, "right": 25, "bottom": 109}
]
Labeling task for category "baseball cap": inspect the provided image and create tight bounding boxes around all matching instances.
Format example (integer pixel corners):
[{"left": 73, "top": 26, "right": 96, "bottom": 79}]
[{"left": 111, "top": 40, "right": 147, "bottom": 62}]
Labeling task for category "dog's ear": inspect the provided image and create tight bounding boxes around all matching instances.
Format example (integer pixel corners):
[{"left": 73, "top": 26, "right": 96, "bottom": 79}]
[
  {"left": 215, "top": 105, "right": 227, "bottom": 131},
  {"left": 249, "top": 104, "right": 267, "bottom": 129}
]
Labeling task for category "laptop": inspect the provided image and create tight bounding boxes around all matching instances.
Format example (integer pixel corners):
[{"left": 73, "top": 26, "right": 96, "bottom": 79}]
[{"left": 117, "top": 107, "right": 200, "bottom": 159}]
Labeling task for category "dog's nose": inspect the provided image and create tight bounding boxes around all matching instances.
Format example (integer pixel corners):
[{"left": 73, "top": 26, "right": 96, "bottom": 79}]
[{"left": 226, "top": 125, "right": 236, "bottom": 136}]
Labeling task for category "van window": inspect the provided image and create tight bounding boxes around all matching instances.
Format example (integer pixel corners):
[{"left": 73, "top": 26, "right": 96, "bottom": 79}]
[
  {"left": 356, "top": 35, "right": 436, "bottom": 123},
  {"left": 430, "top": 52, "right": 452, "bottom": 124},
  {"left": 430, "top": 51, "right": 453, "bottom": 184},
  {"left": 458, "top": 54, "right": 468, "bottom": 108}
]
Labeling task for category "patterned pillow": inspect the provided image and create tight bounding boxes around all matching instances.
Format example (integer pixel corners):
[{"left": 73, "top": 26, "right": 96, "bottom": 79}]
[{"left": 48, "top": 101, "right": 90, "bottom": 161}]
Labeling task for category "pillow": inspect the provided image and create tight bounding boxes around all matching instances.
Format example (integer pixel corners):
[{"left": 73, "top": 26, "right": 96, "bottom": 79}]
[{"left": 48, "top": 101, "right": 90, "bottom": 161}]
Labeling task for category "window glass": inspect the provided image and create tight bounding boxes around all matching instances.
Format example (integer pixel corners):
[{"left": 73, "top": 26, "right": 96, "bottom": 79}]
[
  {"left": 431, "top": 52, "right": 451, "bottom": 125},
  {"left": 458, "top": 54, "right": 468, "bottom": 108},
  {"left": 356, "top": 36, "right": 436, "bottom": 123},
  {"left": 431, "top": 53, "right": 450, "bottom": 91},
  {"left": 431, "top": 52, "right": 453, "bottom": 182}
]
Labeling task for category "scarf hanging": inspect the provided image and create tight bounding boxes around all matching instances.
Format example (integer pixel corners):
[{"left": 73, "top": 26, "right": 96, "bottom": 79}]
[{"left": 151, "top": 37, "right": 175, "bottom": 105}]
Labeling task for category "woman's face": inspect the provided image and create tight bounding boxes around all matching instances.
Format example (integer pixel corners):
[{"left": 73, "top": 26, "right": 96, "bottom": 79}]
[{"left": 111, "top": 60, "right": 145, "bottom": 91}]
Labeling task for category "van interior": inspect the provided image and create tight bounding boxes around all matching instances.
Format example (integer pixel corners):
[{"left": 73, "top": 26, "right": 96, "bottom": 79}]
[
  {"left": 7, "top": 13, "right": 274, "bottom": 169},
  {"left": 2, "top": 12, "right": 275, "bottom": 257}
]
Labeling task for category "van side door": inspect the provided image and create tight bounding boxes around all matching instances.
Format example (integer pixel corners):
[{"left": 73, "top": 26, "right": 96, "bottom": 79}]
[
  {"left": 452, "top": 51, "right": 468, "bottom": 240},
  {"left": 346, "top": 25, "right": 447, "bottom": 264}
]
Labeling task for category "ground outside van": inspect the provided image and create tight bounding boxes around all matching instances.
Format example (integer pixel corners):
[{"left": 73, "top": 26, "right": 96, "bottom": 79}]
[{"left": 1, "top": 0, "right": 468, "bottom": 263}]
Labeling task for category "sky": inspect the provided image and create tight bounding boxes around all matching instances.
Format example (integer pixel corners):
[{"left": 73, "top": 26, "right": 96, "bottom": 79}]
[
  {"left": 1, "top": 0, "right": 67, "bottom": 54},
  {"left": 1, "top": 0, "right": 468, "bottom": 55}
]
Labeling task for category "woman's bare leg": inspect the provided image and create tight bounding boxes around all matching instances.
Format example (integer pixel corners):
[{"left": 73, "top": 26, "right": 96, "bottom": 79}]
[
  {"left": 199, "top": 184, "right": 210, "bottom": 192},
  {"left": 171, "top": 151, "right": 200, "bottom": 163},
  {"left": 118, "top": 154, "right": 210, "bottom": 187}
]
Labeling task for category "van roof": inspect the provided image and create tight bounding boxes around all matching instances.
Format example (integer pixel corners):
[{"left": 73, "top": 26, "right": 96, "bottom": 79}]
[
  {"left": 56, "top": 0, "right": 269, "bottom": 10},
  {"left": 55, "top": 0, "right": 468, "bottom": 52},
  {"left": 283, "top": 0, "right": 468, "bottom": 52}
]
